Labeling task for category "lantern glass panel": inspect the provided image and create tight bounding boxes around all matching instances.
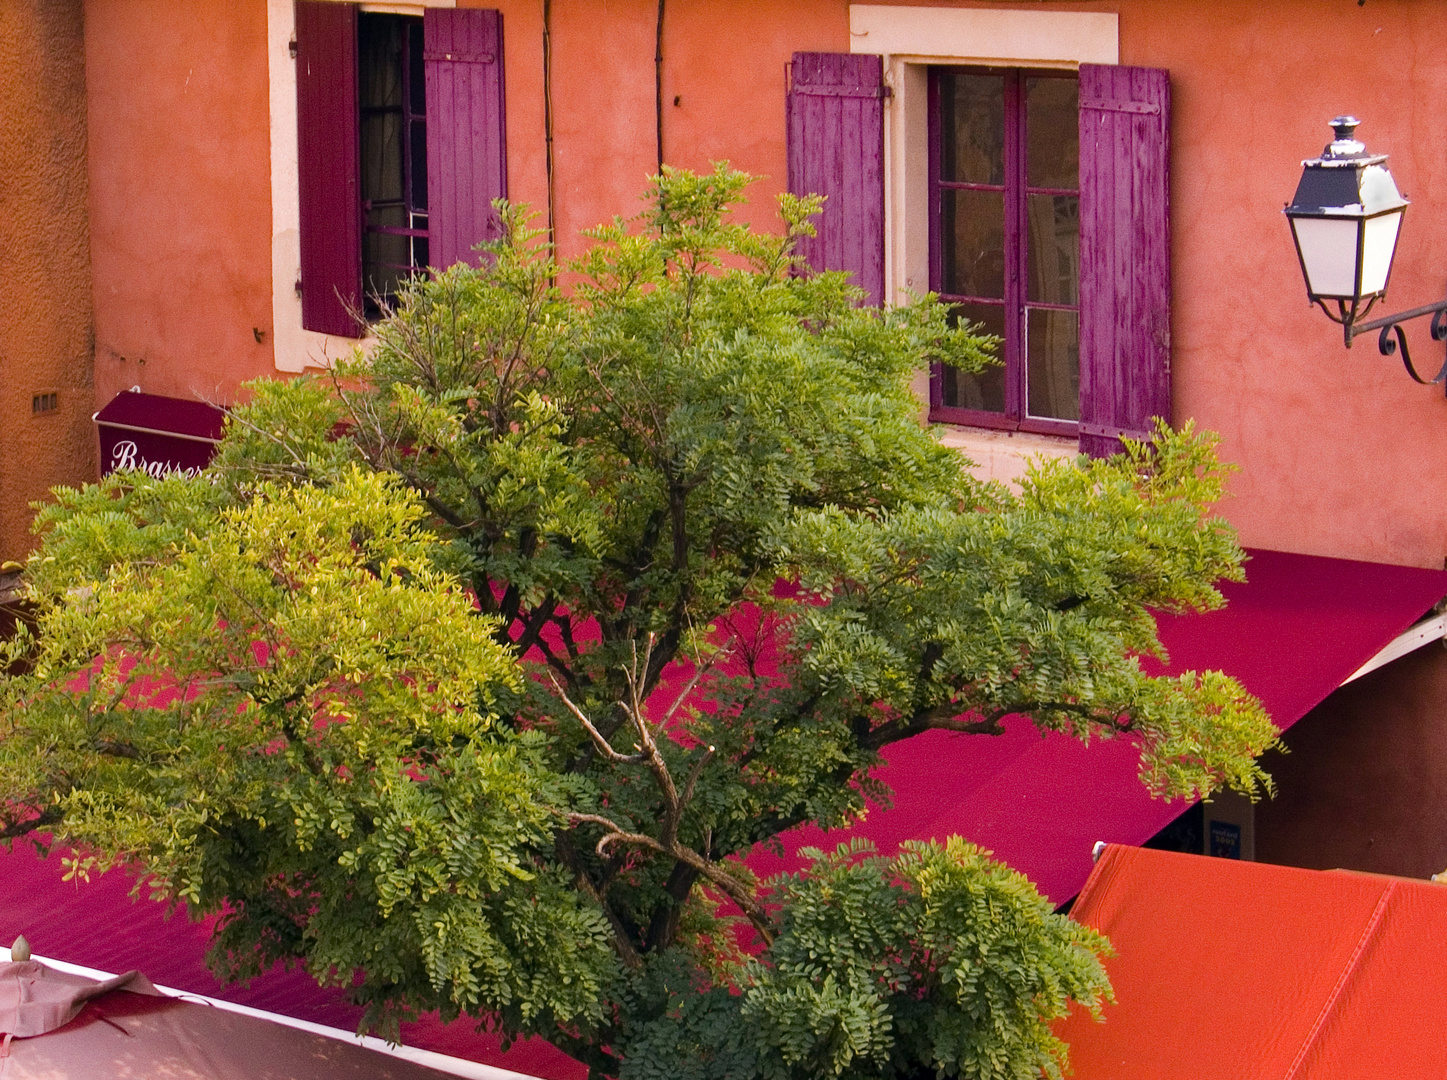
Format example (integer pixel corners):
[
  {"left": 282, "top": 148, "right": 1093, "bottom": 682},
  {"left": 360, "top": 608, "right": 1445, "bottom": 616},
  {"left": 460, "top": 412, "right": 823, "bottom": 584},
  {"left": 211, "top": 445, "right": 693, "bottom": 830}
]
[
  {"left": 1292, "top": 215, "right": 1364, "bottom": 299},
  {"left": 1359, "top": 210, "right": 1403, "bottom": 296}
]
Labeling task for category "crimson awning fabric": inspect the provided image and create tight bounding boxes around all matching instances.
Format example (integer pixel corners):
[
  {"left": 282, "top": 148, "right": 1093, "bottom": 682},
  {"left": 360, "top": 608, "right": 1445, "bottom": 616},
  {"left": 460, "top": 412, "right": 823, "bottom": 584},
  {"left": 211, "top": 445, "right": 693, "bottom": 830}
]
[
  {"left": 0, "top": 843, "right": 575, "bottom": 1077},
  {"left": 0, "top": 548, "right": 1441, "bottom": 1079},
  {"left": 94, "top": 390, "right": 227, "bottom": 477},
  {"left": 752, "top": 547, "right": 1447, "bottom": 902},
  {"left": 1058, "top": 844, "right": 1447, "bottom": 1077}
]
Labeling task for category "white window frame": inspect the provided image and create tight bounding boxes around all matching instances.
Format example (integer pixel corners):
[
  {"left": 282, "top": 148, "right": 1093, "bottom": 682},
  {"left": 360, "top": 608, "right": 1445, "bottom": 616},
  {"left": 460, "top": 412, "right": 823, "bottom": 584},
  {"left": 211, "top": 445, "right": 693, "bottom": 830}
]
[
  {"left": 847, "top": 5, "right": 1117, "bottom": 473},
  {"left": 265, "top": 0, "right": 458, "bottom": 372}
]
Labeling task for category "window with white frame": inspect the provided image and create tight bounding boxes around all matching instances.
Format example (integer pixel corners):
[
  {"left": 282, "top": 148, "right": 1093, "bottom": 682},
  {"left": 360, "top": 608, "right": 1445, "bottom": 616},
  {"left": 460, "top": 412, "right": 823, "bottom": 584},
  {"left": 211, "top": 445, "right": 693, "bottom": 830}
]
[{"left": 785, "top": 8, "right": 1171, "bottom": 458}]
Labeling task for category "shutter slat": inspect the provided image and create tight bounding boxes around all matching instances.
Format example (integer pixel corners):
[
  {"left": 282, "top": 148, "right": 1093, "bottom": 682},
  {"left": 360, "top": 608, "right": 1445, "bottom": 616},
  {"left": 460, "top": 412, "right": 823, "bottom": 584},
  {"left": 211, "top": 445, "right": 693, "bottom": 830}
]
[
  {"left": 295, "top": 1, "right": 363, "bottom": 338},
  {"left": 786, "top": 53, "right": 885, "bottom": 306},
  {"left": 425, "top": 9, "right": 507, "bottom": 271},
  {"left": 1078, "top": 64, "right": 1171, "bottom": 457}
]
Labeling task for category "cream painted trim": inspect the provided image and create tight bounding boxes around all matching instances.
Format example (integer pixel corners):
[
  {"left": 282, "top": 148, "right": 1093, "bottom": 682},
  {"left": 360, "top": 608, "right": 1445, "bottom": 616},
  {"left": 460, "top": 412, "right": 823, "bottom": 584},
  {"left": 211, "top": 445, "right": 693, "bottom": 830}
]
[
  {"left": 859, "top": 6, "right": 1120, "bottom": 310},
  {"left": 854, "top": 4, "right": 1119, "bottom": 455},
  {"left": 848, "top": 6, "right": 1118, "bottom": 67},
  {"left": 266, "top": 0, "right": 456, "bottom": 373},
  {"left": 360, "top": 1, "right": 454, "bottom": 13}
]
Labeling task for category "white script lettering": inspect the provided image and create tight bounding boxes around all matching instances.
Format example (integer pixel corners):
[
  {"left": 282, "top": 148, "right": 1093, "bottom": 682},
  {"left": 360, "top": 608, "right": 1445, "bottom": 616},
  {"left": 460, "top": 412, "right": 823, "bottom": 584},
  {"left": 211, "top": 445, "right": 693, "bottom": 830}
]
[{"left": 109, "top": 440, "right": 204, "bottom": 480}]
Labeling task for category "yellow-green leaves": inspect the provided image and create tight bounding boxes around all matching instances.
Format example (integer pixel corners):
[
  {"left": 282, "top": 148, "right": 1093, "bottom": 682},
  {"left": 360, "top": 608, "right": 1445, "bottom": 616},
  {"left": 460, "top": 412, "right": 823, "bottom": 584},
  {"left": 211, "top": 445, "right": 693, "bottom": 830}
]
[{"left": 1, "top": 467, "right": 618, "bottom": 1040}]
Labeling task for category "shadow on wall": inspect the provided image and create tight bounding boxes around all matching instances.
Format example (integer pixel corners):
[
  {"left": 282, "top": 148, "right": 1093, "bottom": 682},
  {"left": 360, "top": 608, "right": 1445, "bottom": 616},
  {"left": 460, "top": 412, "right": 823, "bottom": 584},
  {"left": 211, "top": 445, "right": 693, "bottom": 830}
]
[{"left": 1255, "top": 641, "right": 1447, "bottom": 881}]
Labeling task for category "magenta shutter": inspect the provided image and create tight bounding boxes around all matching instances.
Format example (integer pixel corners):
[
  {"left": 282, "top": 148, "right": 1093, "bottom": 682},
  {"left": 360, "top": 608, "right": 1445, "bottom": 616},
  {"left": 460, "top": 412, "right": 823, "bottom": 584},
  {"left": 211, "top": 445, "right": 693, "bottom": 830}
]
[
  {"left": 786, "top": 53, "right": 885, "bottom": 306},
  {"left": 295, "top": 1, "right": 363, "bottom": 338},
  {"left": 1077, "top": 65, "right": 1171, "bottom": 458},
  {"left": 424, "top": 9, "right": 507, "bottom": 270}
]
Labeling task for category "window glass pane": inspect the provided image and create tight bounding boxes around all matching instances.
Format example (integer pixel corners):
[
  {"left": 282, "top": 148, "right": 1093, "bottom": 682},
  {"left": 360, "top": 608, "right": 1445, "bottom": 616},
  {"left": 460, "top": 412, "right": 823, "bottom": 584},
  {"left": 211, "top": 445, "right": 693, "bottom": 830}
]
[
  {"left": 361, "top": 113, "right": 404, "bottom": 202},
  {"left": 1025, "top": 194, "right": 1079, "bottom": 305},
  {"left": 410, "top": 120, "right": 428, "bottom": 211},
  {"left": 408, "top": 20, "right": 426, "bottom": 116},
  {"left": 941, "top": 303, "right": 1007, "bottom": 413},
  {"left": 942, "top": 188, "right": 1005, "bottom": 299},
  {"left": 359, "top": 16, "right": 404, "bottom": 109},
  {"left": 1026, "top": 307, "right": 1079, "bottom": 420},
  {"left": 1025, "top": 77, "right": 1079, "bottom": 190},
  {"left": 940, "top": 73, "right": 1005, "bottom": 185},
  {"left": 363, "top": 204, "right": 410, "bottom": 309},
  {"left": 360, "top": 14, "right": 423, "bottom": 315}
]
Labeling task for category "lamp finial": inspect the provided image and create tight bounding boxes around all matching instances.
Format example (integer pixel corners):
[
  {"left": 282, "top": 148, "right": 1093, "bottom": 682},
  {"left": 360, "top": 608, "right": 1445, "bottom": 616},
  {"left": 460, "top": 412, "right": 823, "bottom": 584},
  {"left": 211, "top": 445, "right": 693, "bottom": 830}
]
[{"left": 1324, "top": 116, "right": 1367, "bottom": 160}]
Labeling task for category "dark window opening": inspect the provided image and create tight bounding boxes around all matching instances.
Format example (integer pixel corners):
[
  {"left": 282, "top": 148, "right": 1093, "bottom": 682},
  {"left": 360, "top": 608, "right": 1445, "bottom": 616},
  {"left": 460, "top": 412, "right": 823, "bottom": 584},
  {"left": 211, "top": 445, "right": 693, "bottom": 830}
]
[
  {"left": 929, "top": 68, "right": 1080, "bottom": 434},
  {"left": 359, "top": 13, "right": 428, "bottom": 318},
  {"left": 1144, "top": 801, "right": 1205, "bottom": 856}
]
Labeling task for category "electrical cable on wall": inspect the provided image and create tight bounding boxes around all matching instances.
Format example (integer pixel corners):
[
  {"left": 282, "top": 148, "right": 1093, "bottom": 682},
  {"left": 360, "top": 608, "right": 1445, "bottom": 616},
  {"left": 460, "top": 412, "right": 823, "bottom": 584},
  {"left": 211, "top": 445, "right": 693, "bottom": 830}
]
[
  {"left": 655, "top": 0, "right": 666, "bottom": 171},
  {"left": 543, "top": 0, "right": 557, "bottom": 259}
]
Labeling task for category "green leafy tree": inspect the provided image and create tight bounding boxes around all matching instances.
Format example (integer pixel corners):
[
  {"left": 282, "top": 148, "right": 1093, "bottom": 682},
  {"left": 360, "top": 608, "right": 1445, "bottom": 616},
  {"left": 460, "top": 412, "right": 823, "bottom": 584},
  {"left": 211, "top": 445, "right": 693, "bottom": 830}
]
[{"left": 0, "top": 166, "right": 1277, "bottom": 1079}]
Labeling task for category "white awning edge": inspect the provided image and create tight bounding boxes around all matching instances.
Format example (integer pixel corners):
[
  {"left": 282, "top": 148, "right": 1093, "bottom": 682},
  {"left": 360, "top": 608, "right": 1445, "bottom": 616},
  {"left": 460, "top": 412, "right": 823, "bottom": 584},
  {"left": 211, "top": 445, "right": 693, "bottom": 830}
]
[
  {"left": 0, "top": 947, "right": 544, "bottom": 1080},
  {"left": 1341, "top": 611, "right": 1447, "bottom": 686}
]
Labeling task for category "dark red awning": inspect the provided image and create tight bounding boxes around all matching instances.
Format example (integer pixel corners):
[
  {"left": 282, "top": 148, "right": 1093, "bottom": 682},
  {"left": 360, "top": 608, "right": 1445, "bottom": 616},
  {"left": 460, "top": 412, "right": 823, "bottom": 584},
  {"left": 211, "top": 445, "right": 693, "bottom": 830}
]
[
  {"left": 1058, "top": 844, "right": 1447, "bottom": 1077},
  {"left": 0, "top": 548, "right": 1441, "bottom": 1079},
  {"left": 93, "top": 390, "right": 227, "bottom": 478}
]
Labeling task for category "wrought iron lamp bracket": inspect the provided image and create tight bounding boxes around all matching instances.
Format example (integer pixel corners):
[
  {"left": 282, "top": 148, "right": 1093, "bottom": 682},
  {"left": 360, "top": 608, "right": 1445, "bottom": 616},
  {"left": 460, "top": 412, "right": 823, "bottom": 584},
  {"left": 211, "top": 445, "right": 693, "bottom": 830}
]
[{"left": 1343, "top": 295, "right": 1447, "bottom": 391}]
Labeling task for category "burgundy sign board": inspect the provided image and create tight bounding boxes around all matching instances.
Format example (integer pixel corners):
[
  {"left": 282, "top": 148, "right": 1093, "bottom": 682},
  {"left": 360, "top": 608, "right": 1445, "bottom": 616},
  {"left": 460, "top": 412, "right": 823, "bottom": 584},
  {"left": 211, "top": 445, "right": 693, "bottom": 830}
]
[{"left": 94, "top": 390, "right": 227, "bottom": 478}]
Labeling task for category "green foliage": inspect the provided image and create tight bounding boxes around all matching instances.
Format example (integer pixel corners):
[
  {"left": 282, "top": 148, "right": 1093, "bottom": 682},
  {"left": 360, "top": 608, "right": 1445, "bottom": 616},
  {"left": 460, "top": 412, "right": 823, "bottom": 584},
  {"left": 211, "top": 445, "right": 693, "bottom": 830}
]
[
  {"left": 0, "top": 165, "right": 1277, "bottom": 1077},
  {"left": 618, "top": 839, "right": 1110, "bottom": 1080},
  {"left": 9, "top": 467, "right": 615, "bottom": 1035}
]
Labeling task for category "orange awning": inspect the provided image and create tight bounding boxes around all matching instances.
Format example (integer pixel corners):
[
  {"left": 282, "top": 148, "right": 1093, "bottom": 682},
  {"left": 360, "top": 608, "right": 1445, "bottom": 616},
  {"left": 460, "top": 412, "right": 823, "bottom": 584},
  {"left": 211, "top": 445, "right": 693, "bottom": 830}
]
[{"left": 1059, "top": 844, "right": 1447, "bottom": 1078}]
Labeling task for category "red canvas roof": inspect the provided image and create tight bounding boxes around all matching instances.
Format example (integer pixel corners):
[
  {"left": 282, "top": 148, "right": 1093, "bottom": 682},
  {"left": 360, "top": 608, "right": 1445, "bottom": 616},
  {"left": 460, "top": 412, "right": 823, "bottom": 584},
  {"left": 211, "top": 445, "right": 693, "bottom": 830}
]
[
  {"left": 0, "top": 548, "right": 1441, "bottom": 1078},
  {"left": 1058, "top": 844, "right": 1447, "bottom": 1078},
  {"left": 755, "top": 547, "right": 1447, "bottom": 902}
]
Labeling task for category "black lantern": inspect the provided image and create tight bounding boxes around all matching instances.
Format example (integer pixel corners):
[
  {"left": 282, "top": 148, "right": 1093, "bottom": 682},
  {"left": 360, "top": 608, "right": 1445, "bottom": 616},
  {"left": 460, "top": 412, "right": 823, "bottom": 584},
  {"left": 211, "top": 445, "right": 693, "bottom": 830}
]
[{"left": 1285, "top": 117, "right": 1409, "bottom": 340}]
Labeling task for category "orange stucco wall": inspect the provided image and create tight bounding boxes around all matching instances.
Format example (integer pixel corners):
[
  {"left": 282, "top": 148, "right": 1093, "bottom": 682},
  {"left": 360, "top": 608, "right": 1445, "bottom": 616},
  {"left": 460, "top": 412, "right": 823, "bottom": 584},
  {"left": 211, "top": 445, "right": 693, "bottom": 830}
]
[
  {"left": 475, "top": 0, "right": 844, "bottom": 261},
  {"left": 79, "top": 0, "right": 1447, "bottom": 569},
  {"left": 84, "top": 0, "right": 276, "bottom": 407},
  {"left": 1118, "top": 0, "right": 1447, "bottom": 570},
  {"left": 0, "top": 0, "right": 97, "bottom": 563}
]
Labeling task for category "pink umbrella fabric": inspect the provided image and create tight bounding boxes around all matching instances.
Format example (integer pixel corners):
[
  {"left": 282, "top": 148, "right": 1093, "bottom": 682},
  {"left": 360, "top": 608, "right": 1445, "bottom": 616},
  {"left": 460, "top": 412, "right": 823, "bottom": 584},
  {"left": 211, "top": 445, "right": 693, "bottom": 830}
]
[{"left": 0, "top": 958, "right": 459, "bottom": 1079}]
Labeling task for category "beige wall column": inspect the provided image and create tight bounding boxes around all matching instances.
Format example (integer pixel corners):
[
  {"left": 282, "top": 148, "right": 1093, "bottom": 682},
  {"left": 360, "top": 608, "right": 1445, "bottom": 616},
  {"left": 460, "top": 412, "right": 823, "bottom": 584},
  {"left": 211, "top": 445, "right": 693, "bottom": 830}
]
[{"left": 0, "top": 0, "right": 96, "bottom": 563}]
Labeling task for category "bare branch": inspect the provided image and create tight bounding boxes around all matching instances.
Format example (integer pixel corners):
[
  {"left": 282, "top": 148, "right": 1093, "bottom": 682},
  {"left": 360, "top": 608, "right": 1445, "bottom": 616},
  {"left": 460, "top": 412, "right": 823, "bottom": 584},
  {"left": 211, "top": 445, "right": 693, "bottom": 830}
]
[
  {"left": 548, "top": 675, "right": 645, "bottom": 764},
  {"left": 566, "top": 812, "right": 774, "bottom": 946},
  {"left": 677, "top": 743, "right": 715, "bottom": 810}
]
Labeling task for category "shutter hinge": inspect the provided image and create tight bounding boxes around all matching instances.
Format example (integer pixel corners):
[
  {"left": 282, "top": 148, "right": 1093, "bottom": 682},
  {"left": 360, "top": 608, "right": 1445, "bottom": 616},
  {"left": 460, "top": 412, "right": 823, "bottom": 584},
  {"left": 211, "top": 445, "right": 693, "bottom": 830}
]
[
  {"left": 1079, "top": 422, "right": 1155, "bottom": 442},
  {"left": 791, "top": 84, "right": 892, "bottom": 100},
  {"left": 1080, "top": 98, "right": 1160, "bottom": 116},
  {"left": 423, "top": 49, "right": 496, "bottom": 64},
  {"left": 288, "top": 35, "right": 297, "bottom": 60}
]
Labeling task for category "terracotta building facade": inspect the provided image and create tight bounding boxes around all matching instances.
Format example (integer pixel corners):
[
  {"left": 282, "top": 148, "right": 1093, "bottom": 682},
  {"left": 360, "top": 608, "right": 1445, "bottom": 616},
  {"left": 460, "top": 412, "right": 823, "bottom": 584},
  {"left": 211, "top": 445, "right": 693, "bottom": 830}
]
[
  {"left": 7, "top": 6, "right": 1447, "bottom": 1072},
  {"left": 0, "top": 0, "right": 95, "bottom": 567}
]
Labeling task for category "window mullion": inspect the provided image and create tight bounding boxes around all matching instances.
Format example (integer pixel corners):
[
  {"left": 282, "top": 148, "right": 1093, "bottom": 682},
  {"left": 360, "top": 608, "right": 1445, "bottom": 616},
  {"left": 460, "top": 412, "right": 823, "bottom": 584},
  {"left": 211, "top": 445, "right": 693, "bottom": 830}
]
[
  {"left": 1003, "top": 70, "right": 1026, "bottom": 423},
  {"left": 927, "top": 68, "right": 945, "bottom": 415}
]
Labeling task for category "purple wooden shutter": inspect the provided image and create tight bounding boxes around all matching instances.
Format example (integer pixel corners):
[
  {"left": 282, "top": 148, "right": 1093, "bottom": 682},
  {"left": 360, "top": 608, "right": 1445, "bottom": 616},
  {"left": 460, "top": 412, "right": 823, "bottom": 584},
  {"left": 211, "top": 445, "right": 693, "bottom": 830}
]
[
  {"left": 1077, "top": 65, "right": 1171, "bottom": 458},
  {"left": 295, "top": 1, "right": 363, "bottom": 338},
  {"left": 786, "top": 53, "right": 885, "bottom": 306},
  {"left": 424, "top": 9, "right": 507, "bottom": 270}
]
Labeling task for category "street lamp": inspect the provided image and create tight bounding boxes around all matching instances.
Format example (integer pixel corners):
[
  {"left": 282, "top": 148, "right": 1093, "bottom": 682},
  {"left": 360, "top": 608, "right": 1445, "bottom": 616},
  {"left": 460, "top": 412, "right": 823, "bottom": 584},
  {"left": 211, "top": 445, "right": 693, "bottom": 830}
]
[{"left": 1285, "top": 116, "right": 1447, "bottom": 387}]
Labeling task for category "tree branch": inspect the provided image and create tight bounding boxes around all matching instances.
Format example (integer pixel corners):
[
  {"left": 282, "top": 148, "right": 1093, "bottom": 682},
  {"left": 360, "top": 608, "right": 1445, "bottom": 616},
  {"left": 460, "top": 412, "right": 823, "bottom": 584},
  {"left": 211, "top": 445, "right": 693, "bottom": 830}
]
[
  {"left": 548, "top": 674, "right": 645, "bottom": 764},
  {"left": 567, "top": 812, "right": 773, "bottom": 946}
]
